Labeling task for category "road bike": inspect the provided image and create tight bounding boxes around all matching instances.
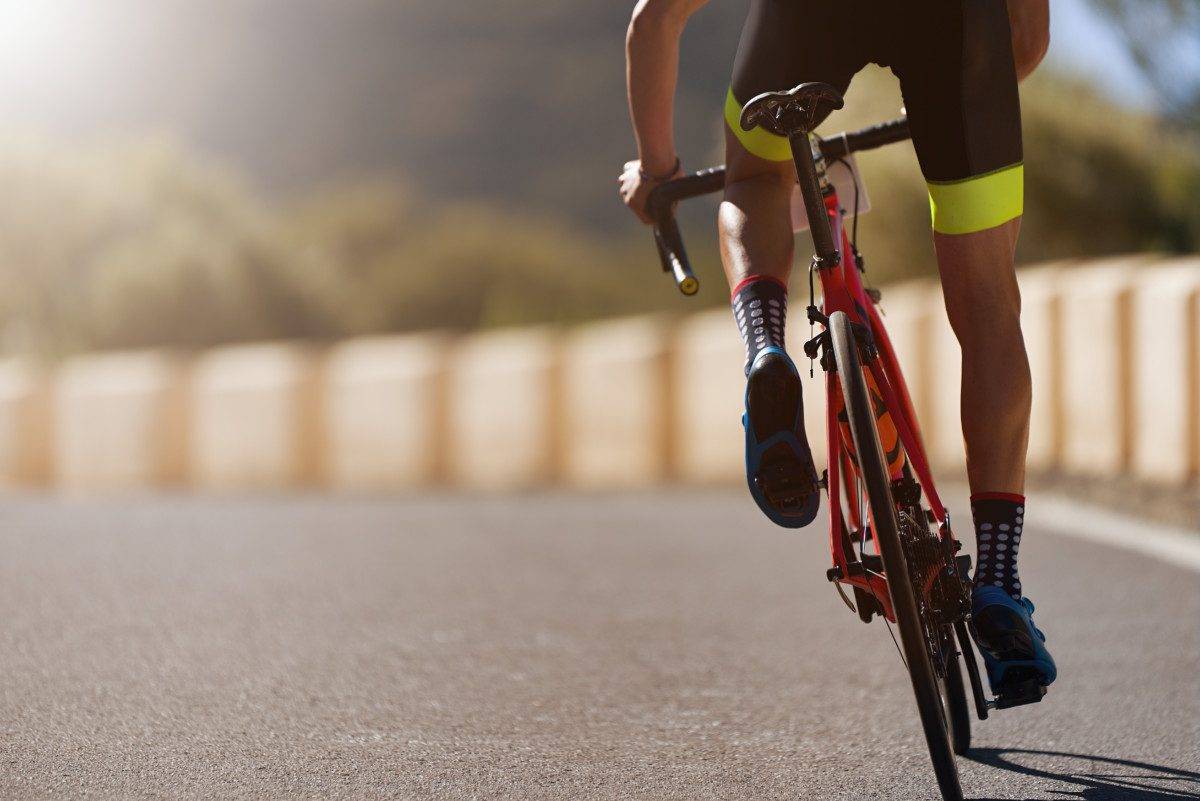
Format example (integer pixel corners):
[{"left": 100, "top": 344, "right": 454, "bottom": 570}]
[{"left": 644, "top": 83, "right": 1044, "bottom": 801}]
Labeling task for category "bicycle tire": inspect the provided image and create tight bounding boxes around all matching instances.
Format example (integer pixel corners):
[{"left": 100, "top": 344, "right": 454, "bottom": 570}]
[
  {"left": 941, "top": 647, "right": 971, "bottom": 755},
  {"left": 828, "top": 311, "right": 963, "bottom": 801}
]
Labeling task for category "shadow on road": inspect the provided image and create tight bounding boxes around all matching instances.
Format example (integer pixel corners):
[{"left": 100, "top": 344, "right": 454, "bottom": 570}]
[{"left": 966, "top": 748, "right": 1200, "bottom": 800}]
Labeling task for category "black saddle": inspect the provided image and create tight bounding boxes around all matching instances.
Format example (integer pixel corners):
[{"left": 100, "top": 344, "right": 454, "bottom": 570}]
[{"left": 739, "top": 82, "right": 845, "bottom": 137}]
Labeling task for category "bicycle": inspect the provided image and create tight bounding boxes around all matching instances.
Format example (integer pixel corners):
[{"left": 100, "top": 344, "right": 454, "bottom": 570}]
[{"left": 643, "top": 83, "right": 1045, "bottom": 801}]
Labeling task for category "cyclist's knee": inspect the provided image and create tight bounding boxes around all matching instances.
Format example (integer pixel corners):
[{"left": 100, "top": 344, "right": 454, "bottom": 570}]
[
  {"left": 720, "top": 132, "right": 794, "bottom": 247},
  {"left": 935, "top": 218, "right": 1020, "bottom": 279},
  {"left": 928, "top": 164, "right": 1023, "bottom": 237},
  {"left": 723, "top": 125, "right": 795, "bottom": 189}
]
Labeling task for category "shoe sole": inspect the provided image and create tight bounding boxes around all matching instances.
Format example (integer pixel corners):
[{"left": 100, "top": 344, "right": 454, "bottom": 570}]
[{"left": 747, "top": 354, "right": 817, "bottom": 514}]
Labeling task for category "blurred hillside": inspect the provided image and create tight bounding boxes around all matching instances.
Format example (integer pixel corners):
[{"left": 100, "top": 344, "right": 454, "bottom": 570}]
[
  {"left": 0, "top": 1, "right": 1196, "bottom": 354},
  {"left": 0, "top": 139, "right": 668, "bottom": 354}
]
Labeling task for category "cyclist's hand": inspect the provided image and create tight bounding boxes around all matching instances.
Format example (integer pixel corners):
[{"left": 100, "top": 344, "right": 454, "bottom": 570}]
[{"left": 618, "top": 158, "right": 681, "bottom": 225}]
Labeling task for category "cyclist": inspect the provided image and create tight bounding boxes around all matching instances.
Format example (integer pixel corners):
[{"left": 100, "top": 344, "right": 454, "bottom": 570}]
[{"left": 619, "top": 0, "right": 1056, "bottom": 699}]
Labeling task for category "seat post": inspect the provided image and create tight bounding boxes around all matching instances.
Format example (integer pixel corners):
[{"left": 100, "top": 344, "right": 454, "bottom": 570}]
[{"left": 788, "top": 130, "right": 839, "bottom": 268}]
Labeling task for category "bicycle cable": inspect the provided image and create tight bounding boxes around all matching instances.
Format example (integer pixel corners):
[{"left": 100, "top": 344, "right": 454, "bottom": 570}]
[
  {"left": 831, "top": 156, "right": 863, "bottom": 263},
  {"left": 804, "top": 150, "right": 863, "bottom": 380},
  {"left": 865, "top": 571, "right": 909, "bottom": 670},
  {"left": 882, "top": 605, "right": 909, "bottom": 669}
]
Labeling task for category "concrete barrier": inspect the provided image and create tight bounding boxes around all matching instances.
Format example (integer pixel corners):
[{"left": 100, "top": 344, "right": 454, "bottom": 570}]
[
  {"left": 324, "top": 334, "right": 448, "bottom": 491},
  {"left": 1020, "top": 265, "right": 1068, "bottom": 473},
  {"left": 878, "top": 281, "right": 937, "bottom": 444},
  {"left": 0, "top": 360, "right": 52, "bottom": 487},
  {"left": 446, "top": 327, "right": 559, "bottom": 490},
  {"left": 1, "top": 253, "right": 1193, "bottom": 495},
  {"left": 674, "top": 309, "right": 744, "bottom": 483},
  {"left": 562, "top": 316, "right": 673, "bottom": 487},
  {"left": 190, "top": 343, "right": 324, "bottom": 490},
  {"left": 1059, "top": 258, "right": 1145, "bottom": 477},
  {"left": 1130, "top": 258, "right": 1200, "bottom": 484},
  {"left": 54, "top": 351, "right": 188, "bottom": 490},
  {"left": 924, "top": 288, "right": 966, "bottom": 472}
]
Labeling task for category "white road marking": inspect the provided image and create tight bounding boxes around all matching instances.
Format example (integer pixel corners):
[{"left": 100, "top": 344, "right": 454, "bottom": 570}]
[{"left": 1027, "top": 492, "right": 1200, "bottom": 573}]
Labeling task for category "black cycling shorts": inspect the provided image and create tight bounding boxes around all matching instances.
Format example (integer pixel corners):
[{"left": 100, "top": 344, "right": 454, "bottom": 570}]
[{"left": 727, "top": 0, "right": 1023, "bottom": 234}]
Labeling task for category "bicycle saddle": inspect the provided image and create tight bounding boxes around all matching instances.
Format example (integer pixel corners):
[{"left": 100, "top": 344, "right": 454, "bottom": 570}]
[{"left": 739, "top": 82, "right": 846, "bottom": 137}]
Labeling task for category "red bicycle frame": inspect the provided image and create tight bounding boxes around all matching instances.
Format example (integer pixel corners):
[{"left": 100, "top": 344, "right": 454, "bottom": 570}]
[{"left": 815, "top": 187, "right": 954, "bottom": 622}]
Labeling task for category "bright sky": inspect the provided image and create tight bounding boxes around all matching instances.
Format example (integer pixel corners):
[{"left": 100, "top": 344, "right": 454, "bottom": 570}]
[
  {"left": 1048, "top": 0, "right": 1154, "bottom": 106},
  {"left": 0, "top": 0, "right": 1173, "bottom": 111}
]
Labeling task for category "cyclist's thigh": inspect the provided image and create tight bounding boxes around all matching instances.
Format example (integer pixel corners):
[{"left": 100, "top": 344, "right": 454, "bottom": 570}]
[
  {"left": 891, "top": 0, "right": 1024, "bottom": 235},
  {"left": 727, "top": 0, "right": 866, "bottom": 172}
]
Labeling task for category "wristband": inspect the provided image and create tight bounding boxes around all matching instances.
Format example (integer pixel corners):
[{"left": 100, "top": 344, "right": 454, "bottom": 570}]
[{"left": 639, "top": 156, "right": 680, "bottom": 182}]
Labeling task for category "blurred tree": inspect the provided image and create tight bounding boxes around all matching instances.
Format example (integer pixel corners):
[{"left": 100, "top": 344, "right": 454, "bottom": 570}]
[
  {"left": 1087, "top": 0, "right": 1200, "bottom": 127},
  {"left": 0, "top": 137, "right": 337, "bottom": 355},
  {"left": 1020, "top": 73, "right": 1200, "bottom": 260}
]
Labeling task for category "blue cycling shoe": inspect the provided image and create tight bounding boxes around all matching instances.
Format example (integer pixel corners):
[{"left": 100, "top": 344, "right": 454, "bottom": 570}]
[
  {"left": 971, "top": 585, "right": 1057, "bottom": 704},
  {"left": 742, "top": 346, "right": 820, "bottom": 528}
]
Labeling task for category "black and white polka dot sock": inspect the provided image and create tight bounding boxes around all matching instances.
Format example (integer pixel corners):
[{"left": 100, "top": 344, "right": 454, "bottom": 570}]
[
  {"left": 731, "top": 275, "right": 788, "bottom": 373},
  {"left": 971, "top": 493, "right": 1025, "bottom": 600}
]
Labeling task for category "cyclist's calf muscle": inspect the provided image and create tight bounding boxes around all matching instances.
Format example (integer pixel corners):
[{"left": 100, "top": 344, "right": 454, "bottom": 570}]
[
  {"left": 718, "top": 130, "right": 796, "bottom": 289},
  {"left": 935, "top": 219, "right": 1030, "bottom": 495}
]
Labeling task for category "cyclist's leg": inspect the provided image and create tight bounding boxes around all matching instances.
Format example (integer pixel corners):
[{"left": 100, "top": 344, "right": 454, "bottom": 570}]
[
  {"left": 890, "top": 0, "right": 1030, "bottom": 497},
  {"left": 722, "top": 0, "right": 861, "bottom": 292},
  {"left": 892, "top": 0, "right": 1054, "bottom": 692},
  {"left": 934, "top": 223, "right": 1029, "bottom": 496},
  {"left": 721, "top": 0, "right": 863, "bottom": 528},
  {"left": 719, "top": 134, "right": 794, "bottom": 295}
]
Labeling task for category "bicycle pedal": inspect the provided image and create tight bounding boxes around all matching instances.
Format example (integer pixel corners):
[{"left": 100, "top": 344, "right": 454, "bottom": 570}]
[
  {"left": 755, "top": 462, "right": 816, "bottom": 509},
  {"left": 992, "top": 676, "right": 1047, "bottom": 710}
]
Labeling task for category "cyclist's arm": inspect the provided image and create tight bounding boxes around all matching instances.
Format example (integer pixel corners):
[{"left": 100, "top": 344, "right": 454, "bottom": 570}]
[
  {"left": 1008, "top": 0, "right": 1050, "bottom": 81},
  {"left": 625, "top": 0, "right": 709, "bottom": 176}
]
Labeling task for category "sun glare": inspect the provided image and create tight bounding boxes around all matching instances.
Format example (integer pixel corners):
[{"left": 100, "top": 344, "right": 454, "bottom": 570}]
[{"left": 0, "top": 1, "right": 92, "bottom": 73}]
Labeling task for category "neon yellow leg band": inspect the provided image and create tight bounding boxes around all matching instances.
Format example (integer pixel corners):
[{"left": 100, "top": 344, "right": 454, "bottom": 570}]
[
  {"left": 723, "top": 87, "right": 793, "bottom": 162},
  {"left": 927, "top": 163, "right": 1024, "bottom": 234}
]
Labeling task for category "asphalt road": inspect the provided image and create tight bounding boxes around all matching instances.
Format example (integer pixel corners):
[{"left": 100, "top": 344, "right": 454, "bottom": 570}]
[{"left": 0, "top": 490, "right": 1196, "bottom": 800}]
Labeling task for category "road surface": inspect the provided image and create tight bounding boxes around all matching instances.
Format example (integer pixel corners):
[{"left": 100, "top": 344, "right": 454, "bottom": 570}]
[{"left": 0, "top": 490, "right": 1196, "bottom": 799}]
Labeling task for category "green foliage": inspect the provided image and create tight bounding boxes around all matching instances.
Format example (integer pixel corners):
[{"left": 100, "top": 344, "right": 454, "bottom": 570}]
[
  {"left": 284, "top": 193, "right": 670, "bottom": 334},
  {"left": 0, "top": 137, "right": 336, "bottom": 355},
  {"left": 1021, "top": 73, "right": 1200, "bottom": 259}
]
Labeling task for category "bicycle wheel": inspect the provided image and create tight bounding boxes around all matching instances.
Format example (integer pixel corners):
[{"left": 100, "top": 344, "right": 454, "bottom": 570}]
[
  {"left": 941, "top": 647, "right": 971, "bottom": 755},
  {"left": 828, "top": 311, "right": 962, "bottom": 801}
]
